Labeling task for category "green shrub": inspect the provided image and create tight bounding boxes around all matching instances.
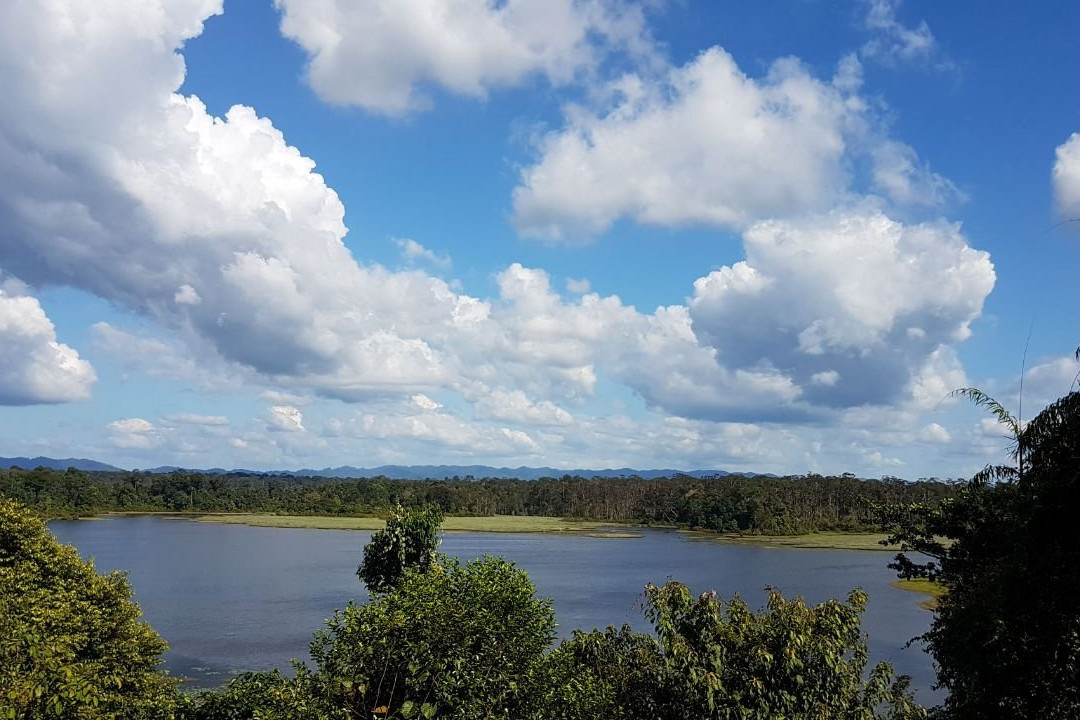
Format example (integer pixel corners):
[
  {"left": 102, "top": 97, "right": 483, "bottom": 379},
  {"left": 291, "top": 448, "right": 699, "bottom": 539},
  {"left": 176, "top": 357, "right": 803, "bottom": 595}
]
[
  {"left": 313, "top": 555, "right": 555, "bottom": 719},
  {"left": 358, "top": 504, "right": 444, "bottom": 594},
  {"left": 0, "top": 496, "right": 178, "bottom": 719}
]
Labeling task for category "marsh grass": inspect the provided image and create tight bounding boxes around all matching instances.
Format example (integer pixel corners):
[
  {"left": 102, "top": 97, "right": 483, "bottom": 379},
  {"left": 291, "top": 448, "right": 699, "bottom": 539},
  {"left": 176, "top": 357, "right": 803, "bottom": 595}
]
[
  {"left": 684, "top": 530, "right": 893, "bottom": 552},
  {"left": 182, "top": 513, "right": 628, "bottom": 534},
  {"left": 890, "top": 578, "right": 946, "bottom": 610}
]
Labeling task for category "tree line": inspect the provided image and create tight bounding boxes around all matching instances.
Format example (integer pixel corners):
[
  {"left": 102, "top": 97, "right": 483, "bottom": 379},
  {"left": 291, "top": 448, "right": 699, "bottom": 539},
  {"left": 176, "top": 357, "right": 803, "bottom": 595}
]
[{"left": 2, "top": 467, "right": 957, "bottom": 534}]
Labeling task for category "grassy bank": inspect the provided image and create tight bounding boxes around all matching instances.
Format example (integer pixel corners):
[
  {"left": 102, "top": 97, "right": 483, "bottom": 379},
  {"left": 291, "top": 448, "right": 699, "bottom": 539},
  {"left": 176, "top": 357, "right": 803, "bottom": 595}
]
[
  {"left": 685, "top": 530, "right": 892, "bottom": 551},
  {"left": 891, "top": 578, "right": 947, "bottom": 610},
  {"left": 95, "top": 512, "right": 888, "bottom": 547},
  {"left": 183, "top": 513, "right": 631, "bottom": 534}
]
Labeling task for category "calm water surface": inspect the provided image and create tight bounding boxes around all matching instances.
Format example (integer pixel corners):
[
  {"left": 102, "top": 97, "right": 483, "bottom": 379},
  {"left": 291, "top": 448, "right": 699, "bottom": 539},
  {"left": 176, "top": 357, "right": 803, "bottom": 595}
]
[{"left": 49, "top": 517, "right": 938, "bottom": 704}]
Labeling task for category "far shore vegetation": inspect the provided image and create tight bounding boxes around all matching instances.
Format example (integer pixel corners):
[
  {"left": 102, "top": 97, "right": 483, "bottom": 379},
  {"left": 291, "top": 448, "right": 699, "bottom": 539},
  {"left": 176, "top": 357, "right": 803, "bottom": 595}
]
[{"left": 2, "top": 466, "right": 958, "bottom": 542}]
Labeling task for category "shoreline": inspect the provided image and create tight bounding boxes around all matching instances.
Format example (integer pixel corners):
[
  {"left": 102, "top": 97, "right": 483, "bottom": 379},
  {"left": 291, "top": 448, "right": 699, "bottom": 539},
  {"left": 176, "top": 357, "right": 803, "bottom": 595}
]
[
  {"left": 95, "top": 511, "right": 636, "bottom": 535},
  {"left": 681, "top": 529, "right": 892, "bottom": 551},
  {"left": 88, "top": 512, "right": 890, "bottom": 549}
]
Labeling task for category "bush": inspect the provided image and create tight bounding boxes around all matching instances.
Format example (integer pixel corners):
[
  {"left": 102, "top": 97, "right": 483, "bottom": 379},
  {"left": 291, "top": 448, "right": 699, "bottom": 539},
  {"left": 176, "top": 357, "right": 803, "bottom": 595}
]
[
  {"left": 523, "top": 625, "right": 668, "bottom": 720},
  {"left": 180, "top": 669, "right": 340, "bottom": 720},
  {"left": 527, "top": 582, "right": 923, "bottom": 720},
  {"left": 0, "top": 496, "right": 178, "bottom": 719},
  {"left": 312, "top": 555, "right": 555, "bottom": 719},
  {"left": 358, "top": 504, "right": 443, "bottom": 594}
]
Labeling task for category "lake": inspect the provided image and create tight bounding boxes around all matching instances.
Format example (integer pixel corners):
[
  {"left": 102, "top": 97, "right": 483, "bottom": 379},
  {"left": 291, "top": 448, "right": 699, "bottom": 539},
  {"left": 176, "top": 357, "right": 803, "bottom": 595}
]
[{"left": 49, "top": 516, "right": 939, "bottom": 704}]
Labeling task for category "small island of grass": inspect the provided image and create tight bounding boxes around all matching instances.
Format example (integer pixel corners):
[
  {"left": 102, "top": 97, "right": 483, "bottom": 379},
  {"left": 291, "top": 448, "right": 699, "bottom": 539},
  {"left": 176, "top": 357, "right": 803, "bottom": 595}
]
[
  {"left": 890, "top": 578, "right": 946, "bottom": 610},
  {"left": 684, "top": 530, "right": 892, "bottom": 552}
]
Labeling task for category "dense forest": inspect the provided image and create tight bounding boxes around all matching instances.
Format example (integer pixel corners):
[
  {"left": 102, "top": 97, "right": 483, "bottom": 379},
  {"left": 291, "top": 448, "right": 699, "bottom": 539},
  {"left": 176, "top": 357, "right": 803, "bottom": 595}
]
[{"left": 2, "top": 466, "right": 956, "bottom": 534}]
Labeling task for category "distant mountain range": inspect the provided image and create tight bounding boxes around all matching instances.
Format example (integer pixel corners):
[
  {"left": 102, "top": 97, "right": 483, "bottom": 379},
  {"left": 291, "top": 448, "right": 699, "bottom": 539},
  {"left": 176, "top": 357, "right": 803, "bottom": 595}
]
[
  {"left": 1, "top": 456, "right": 744, "bottom": 480},
  {"left": 0, "top": 456, "right": 125, "bottom": 472},
  {"left": 277, "top": 465, "right": 732, "bottom": 480}
]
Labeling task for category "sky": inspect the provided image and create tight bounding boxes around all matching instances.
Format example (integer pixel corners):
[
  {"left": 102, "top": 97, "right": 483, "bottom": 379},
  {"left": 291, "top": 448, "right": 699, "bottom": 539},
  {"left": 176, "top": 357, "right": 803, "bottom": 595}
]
[{"left": 1, "top": 0, "right": 1079, "bottom": 477}]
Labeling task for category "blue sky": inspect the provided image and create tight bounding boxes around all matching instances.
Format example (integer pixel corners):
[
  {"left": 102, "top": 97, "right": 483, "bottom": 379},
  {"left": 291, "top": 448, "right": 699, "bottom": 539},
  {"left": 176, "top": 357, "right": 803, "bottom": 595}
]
[{"left": 1, "top": 0, "right": 1079, "bottom": 476}]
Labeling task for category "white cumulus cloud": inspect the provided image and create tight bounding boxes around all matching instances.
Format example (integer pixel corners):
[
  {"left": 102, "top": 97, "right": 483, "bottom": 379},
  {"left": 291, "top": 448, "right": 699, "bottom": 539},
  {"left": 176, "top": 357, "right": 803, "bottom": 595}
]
[
  {"left": 268, "top": 405, "right": 305, "bottom": 433},
  {"left": 514, "top": 48, "right": 860, "bottom": 239},
  {"left": 274, "top": 0, "right": 654, "bottom": 115},
  {"left": 0, "top": 0, "right": 485, "bottom": 401},
  {"left": 108, "top": 418, "right": 161, "bottom": 449},
  {"left": 0, "top": 289, "right": 96, "bottom": 405},
  {"left": 689, "top": 210, "right": 995, "bottom": 410},
  {"left": 919, "top": 422, "right": 951, "bottom": 443},
  {"left": 475, "top": 389, "right": 573, "bottom": 425},
  {"left": 861, "top": 0, "right": 941, "bottom": 66},
  {"left": 1053, "top": 132, "right": 1080, "bottom": 217},
  {"left": 412, "top": 393, "right": 442, "bottom": 411}
]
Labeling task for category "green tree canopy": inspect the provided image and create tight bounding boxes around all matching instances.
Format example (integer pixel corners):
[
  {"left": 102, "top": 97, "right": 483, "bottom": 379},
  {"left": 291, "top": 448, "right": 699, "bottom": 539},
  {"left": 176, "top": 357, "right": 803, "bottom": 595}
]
[
  {"left": 529, "top": 583, "right": 924, "bottom": 720},
  {"left": 0, "top": 496, "right": 178, "bottom": 719},
  {"left": 358, "top": 504, "right": 444, "bottom": 594},
  {"left": 880, "top": 390, "right": 1080, "bottom": 718},
  {"left": 313, "top": 555, "right": 555, "bottom": 719}
]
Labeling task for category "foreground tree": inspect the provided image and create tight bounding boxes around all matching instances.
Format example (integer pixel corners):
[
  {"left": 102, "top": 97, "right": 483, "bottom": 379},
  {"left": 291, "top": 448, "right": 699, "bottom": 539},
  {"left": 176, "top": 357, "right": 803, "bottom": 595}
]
[
  {"left": 528, "top": 583, "right": 923, "bottom": 720},
  {"left": 880, "top": 390, "right": 1080, "bottom": 718},
  {"left": 179, "top": 669, "right": 336, "bottom": 720},
  {"left": 358, "top": 504, "right": 444, "bottom": 593},
  {"left": 314, "top": 556, "right": 555, "bottom": 719},
  {"left": 0, "top": 496, "right": 178, "bottom": 719}
]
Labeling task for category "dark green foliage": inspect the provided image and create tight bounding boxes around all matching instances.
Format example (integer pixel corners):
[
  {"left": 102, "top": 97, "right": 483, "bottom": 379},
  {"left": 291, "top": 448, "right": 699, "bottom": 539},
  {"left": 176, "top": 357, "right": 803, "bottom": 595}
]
[
  {"left": 528, "top": 584, "right": 924, "bottom": 720},
  {"left": 312, "top": 556, "right": 556, "bottom": 719},
  {"left": 358, "top": 504, "right": 444, "bottom": 593},
  {"left": 180, "top": 670, "right": 341, "bottom": 720},
  {"left": 523, "top": 625, "right": 668, "bottom": 720},
  {"left": 645, "top": 582, "right": 923, "bottom": 719},
  {"left": 2, "top": 466, "right": 956, "bottom": 537},
  {"left": 880, "top": 391, "right": 1080, "bottom": 718},
  {"left": 0, "top": 496, "right": 178, "bottom": 719}
]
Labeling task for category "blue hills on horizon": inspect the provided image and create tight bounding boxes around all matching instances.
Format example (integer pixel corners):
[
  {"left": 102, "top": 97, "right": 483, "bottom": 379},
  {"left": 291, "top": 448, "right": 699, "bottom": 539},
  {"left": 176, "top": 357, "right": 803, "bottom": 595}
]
[
  {"left": 0, "top": 456, "right": 126, "bottom": 473},
  {"left": 0, "top": 456, "right": 745, "bottom": 480}
]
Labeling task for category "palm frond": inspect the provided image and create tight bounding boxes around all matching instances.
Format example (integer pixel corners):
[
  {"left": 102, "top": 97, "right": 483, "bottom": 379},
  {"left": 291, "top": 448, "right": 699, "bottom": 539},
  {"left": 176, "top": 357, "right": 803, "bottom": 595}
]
[
  {"left": 969, "top": 464, "right": 1018, "bottom": 488},
  {"left": 1016, "top": 391, "right": 1080, "bottom": 468},
  {"left": 949, "top": 387, "right": 1021, "bottom": 440}
]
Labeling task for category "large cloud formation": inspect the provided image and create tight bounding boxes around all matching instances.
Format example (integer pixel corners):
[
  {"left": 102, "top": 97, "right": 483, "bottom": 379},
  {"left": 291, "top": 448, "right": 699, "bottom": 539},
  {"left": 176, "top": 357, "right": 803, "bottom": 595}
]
[
  {"left": 0, "top": 0, "right": 476, "bottom": 401},
  {"left": 275, "top": 0, "right": 653, "bottom": 115},
  {"left": 512, "top": 47, "right": 956, "bottom": 240},
  {"left": 0, "top": 0, "right": 996, "bottom": 474},
  {"left": 689, "top": 211, "right": 994, "bottom": 411},
  {"left": 514, "top": 49, "right": 859, "bottom": 239}
]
